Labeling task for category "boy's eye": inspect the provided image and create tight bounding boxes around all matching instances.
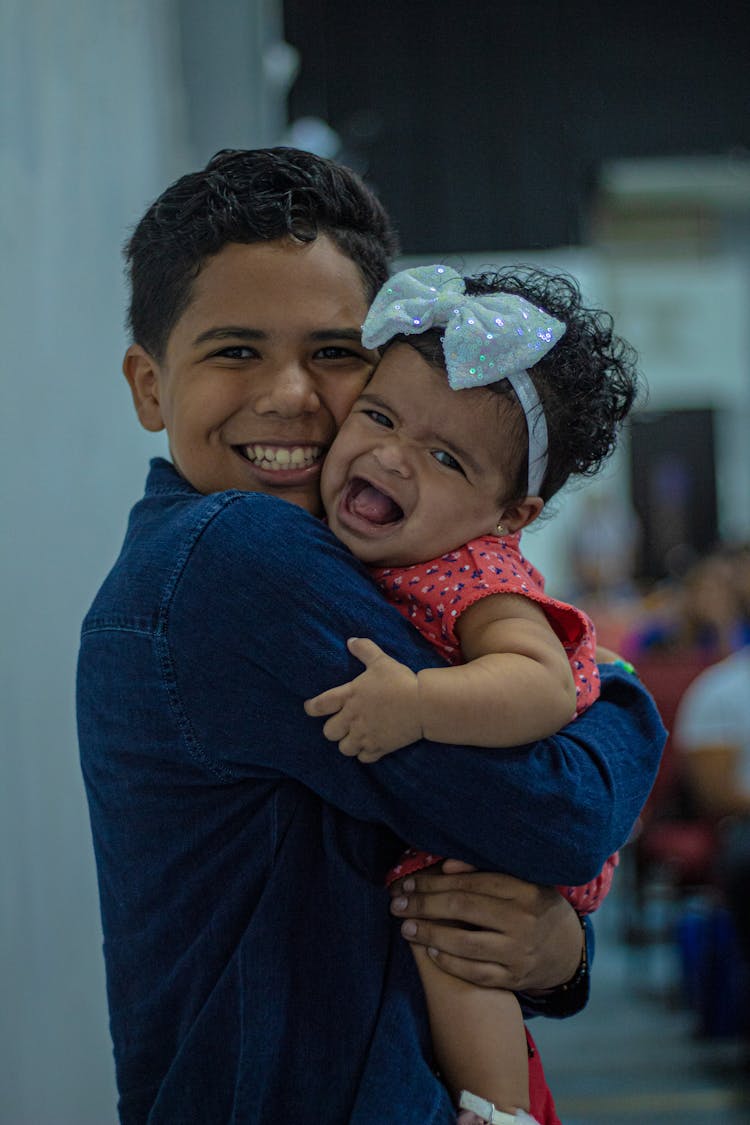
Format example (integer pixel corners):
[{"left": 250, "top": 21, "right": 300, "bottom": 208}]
[
  {"left": 432, "top": 449, "right": 465, "bottom": 474},
  {"left": 214, "top": 345, "right": 258, "bottom": 360}
]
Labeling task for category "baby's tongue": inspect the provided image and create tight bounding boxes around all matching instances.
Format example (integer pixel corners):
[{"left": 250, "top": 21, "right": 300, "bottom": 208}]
[{"left": 349, "top": 482, "right": 402, "bottom": 525}]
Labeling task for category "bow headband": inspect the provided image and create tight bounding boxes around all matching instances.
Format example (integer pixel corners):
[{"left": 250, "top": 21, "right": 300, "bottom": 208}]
[{"left": 361, "top": 264, "right": 566, "bottom": 496}]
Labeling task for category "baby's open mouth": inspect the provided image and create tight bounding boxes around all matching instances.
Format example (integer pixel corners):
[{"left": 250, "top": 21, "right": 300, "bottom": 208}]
[{"left": 344, "top": 478, "right": 404, "bottom": 525}]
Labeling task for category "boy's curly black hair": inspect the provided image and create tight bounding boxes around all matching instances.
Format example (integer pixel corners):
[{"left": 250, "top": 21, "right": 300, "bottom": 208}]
[
  {"left": 397, "top": 266, "right": 640, "bottom": 505},
  {"left": 125, "top": 147, "right": 399, "bottom": 360}
]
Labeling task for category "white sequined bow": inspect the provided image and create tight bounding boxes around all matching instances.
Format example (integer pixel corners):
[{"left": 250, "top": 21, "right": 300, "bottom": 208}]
[{"left": 361, "top": 264, "right": 566, "bottom": 495}]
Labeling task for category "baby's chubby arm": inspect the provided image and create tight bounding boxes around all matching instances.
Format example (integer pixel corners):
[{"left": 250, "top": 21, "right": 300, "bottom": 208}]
[
  {"left": 421, "top": 593, "right": 578, "bottom": 745},
  {"left": 304, "top": 593, "right": 577, "bottom": 760}
]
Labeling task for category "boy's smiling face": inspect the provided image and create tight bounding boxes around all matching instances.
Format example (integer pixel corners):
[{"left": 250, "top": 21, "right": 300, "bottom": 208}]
[
  {"left": 123, "top": 236, "right": 377, "bottom": 515},
  {"left": 321, "top": 342, "right": 542, "bottom": 567}
]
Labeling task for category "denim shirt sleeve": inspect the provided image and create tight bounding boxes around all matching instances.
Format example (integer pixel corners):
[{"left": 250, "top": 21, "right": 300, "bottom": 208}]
[{"left": 165, "top": 494, "right": 665, "bottom": 887}]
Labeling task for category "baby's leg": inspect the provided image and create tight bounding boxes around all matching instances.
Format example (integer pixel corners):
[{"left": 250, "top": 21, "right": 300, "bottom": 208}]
[{"left": 411, "top": 943, "right": 530, "bottom": 1117}]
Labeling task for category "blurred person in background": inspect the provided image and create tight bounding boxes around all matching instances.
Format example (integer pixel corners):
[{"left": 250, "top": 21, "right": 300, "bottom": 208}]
[
  {"left": 622, "top": 548, "right": 745, "bottom": 664},
  {"left": 675, "top": 547, "right": 750, "bottom": 965}
]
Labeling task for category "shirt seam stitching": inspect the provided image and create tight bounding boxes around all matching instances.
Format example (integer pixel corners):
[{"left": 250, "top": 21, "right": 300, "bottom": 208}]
[{"left": 155, "top": 493, "right": 248, "bottom": 783}]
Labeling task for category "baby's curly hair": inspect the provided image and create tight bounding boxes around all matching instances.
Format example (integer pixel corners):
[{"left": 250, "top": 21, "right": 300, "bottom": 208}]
[{"left": 401, "top": 266, "right": 640, "bottom": 504}]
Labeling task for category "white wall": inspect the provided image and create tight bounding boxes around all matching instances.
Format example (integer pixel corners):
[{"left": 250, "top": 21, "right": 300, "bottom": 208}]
[
  {"left": 0, "top": 0, "right": 285, "bottom": 1119},
  {"left": 603, "top": 252, "right": 750, "bottom": 547},
  {"left": 1, "top": 3, "right": 187, "bottom": 1118}
]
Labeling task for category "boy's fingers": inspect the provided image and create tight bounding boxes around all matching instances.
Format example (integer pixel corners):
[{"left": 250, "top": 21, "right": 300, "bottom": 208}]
[
  {"left": 420, "top": 947, "right": 513, "bottom": 989},
  {"left": 390, "top": 888, "right": 503, "bottom": 929},
  {"left": 401, "top": 918, "right": 507, "bottom": 966},
  {"left": 389, "top": 869, "right": 524, "bottom": 901},
  {"left": 347, "top": 636, "right": 386, "bottom": 666},
  {"left": 440, "top": 859, "right": 477, "bottom": 875}
]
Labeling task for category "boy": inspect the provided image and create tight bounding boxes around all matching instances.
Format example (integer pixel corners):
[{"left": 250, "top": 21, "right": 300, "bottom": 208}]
[{"left": 77, "top": 147, "right": 664, "bottom": 1123}]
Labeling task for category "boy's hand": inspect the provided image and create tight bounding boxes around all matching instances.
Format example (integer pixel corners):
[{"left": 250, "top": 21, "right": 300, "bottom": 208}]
[
  {"left": 389, "top": 863, "right": 583, "bottom": 992},
  {"left": 304, "top": 637, "right": 423, "bottom": 762}
]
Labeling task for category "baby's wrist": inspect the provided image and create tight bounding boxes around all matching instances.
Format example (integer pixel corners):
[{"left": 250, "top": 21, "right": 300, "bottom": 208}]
[{"left": 414, "top": 669, "right": 434, "bottom": 742}]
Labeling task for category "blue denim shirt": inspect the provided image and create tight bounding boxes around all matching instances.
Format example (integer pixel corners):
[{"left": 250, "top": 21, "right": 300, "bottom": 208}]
[{"left": 77, "top": 459, "right": 664, "bottom": 1124}]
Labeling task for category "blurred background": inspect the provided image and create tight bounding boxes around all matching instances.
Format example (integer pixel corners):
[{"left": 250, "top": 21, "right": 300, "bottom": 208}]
[{"left": 2, "top": 1, "right": 750, "bottom": 1121}]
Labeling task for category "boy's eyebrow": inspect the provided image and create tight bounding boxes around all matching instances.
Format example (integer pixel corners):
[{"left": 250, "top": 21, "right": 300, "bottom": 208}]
[
  {"left": 191, "top": 326, "right": 367, "bottom": 346},
  {"left": 358, "top": 392, "right": 482, "bottom": 476},
  {"left": 192, "top": 326, "right": 266, "bottom": 346}
]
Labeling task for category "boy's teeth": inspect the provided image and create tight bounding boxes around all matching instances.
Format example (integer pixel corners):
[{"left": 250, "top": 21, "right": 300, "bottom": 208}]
[{"left": 244, "top": 444, "right": 320, "bottom": 470}]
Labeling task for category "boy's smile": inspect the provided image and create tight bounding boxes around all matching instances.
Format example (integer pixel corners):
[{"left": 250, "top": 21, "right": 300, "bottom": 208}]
[
  {"left": 123, "top": 236, "right": 377, "bottom": 514},
  {"left": 321, "top": 343, "right": 542, "bottom": 567}
]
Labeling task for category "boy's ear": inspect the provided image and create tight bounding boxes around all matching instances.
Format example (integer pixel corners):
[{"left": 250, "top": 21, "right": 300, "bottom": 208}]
[
  {"left": 498, "top": 495, "right": 544, "bottom": 535},
  {"left": 123, "top": 344, "right": 166, "bottom": 432}
]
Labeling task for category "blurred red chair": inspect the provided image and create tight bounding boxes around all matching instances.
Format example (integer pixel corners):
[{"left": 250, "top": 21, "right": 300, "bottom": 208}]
[{"left": 623, "top": 652, "right": 720, "bottom": 944}]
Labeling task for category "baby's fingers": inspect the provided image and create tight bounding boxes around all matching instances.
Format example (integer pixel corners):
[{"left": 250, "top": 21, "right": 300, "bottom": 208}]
[
  {"left": 321, "top": 711, "right": 352, "bottom": 744},
  {"left": 304, "top": 685, "right": 348, "bottom": 717},
  {"left": 337, "top": 732, "right": 366, "bottom": 758},
  {"left": 347, "top": 637, "right": 388, "bottom": 668},
  {"left": 357, "top": 746, "right": 390, "bottom": 764}
]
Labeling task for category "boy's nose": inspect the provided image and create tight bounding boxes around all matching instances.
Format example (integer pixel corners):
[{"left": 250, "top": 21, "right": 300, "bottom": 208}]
[{"left": 254, "top": 365, "right": 321, "bottom": 417}]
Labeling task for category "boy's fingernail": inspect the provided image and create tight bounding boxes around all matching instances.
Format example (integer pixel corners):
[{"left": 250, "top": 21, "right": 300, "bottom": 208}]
[
  {"left": 391, "top": 896, "right": 408, "bottom": 912},
  {"left": 401, "top": 921, "right": 417, "bottom": 938},
  {"left": 427, "top": 946, "right": 438, "bottom": 958},
  {"left": 402, "top": 877, "right": 415, "bottom": 892}
]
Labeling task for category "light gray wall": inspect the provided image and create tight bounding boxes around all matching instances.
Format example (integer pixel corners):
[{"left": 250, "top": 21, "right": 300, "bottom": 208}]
[
  {"left": 1, "top": 4, "right": 187, "bottom": 1119},
  {"left": 0, "top": 1, "right": 285, "bottom": 1119}
]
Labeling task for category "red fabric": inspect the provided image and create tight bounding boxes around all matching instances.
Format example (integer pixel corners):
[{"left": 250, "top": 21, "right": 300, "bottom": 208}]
[
  {"left": 559, "top": 850, "right": 619, "bottom": 914},
  {"left": 526, "top": 1029, "right": 561, "bottom": 1124},
  {"left": 373, "top": 532, "right": 600, "bottom": 712}
]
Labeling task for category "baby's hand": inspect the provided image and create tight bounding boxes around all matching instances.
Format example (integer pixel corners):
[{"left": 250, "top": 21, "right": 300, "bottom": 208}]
[{"left": 304, "top": 637, "right": 423, "bottom": 762}]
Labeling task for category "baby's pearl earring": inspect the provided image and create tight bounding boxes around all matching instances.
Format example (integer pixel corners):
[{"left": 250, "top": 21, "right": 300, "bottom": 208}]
[{"left": 496, "top": 522, "right": 508, "bottom": 537}]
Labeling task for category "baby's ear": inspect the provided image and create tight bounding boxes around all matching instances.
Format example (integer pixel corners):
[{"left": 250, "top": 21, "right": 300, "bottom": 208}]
[
  {"left": 123, "top": 345, "right": 166, "bottom": 432},
  {"left": 499, "top": 495, "right": 544, "bottom": 534}
]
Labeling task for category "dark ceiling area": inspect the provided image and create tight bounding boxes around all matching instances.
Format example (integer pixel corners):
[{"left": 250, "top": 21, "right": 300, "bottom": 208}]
[{"left": 284, "top": 2, "right": 750, "bottom": 253}]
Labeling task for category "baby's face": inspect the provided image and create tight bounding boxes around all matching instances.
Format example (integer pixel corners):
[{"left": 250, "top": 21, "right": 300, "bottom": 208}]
[{"left": 321, "top": 342, "right": 520, "bottom": 567}]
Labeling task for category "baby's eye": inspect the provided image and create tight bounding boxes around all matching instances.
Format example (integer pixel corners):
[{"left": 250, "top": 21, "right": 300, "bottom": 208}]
[
  {"left": 432, "top": 449, "right": 465, "bottom": 474},
  {"left": 316, "top": 345, "right": 364, "bottom": 361},
  {"left": 364, "top": 409, "right": 393, "bottom": 428}
]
